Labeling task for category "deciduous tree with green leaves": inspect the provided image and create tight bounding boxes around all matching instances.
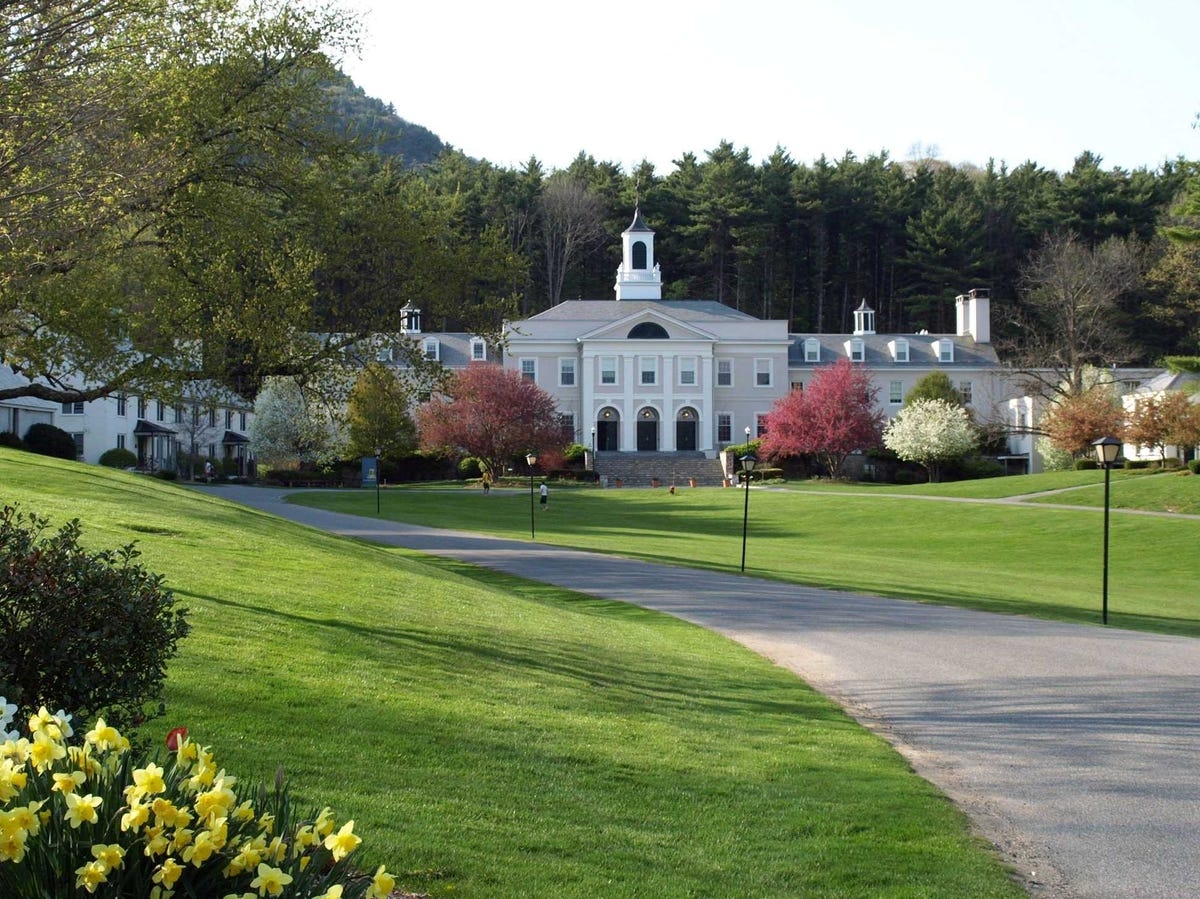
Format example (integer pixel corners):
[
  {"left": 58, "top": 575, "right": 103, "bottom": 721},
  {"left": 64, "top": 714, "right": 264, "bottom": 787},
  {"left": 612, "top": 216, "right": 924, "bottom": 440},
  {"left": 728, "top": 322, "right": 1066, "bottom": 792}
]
[{"left": 344, "top": 363, "right": 417, "bottom": 462}]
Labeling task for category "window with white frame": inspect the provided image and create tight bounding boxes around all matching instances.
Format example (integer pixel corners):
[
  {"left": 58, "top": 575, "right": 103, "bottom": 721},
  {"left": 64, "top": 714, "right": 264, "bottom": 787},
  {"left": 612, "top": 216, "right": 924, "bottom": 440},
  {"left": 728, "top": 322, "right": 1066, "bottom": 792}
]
[
  {"left": 422, "top": 338, "right": 440, "bottom": 361},
  {"left": 174, "top": 406, "right": 183, "bottom": 424},
  {"left": 71, "top": 433, "right": 84, "bottom": 459},
  {"left": 559, "top": 357, "right": 576, "bottom": 387},
  {"left": 116, "top": 434, "right": 126, "bottom": 450},
  {"left": 717, "top": 412, "right": 732, "bottom": 443},
  {"left": 470, "top": 338, "right": 486, "bottom": 361},
  {"left": 558, "top": 413, "right": 575, "bottom": 443},
  {"left": 208, "top": 408, "right": 216, "bottom": 427},
  {"left": 891, "top": 338, "right": 909, "bottom": 363},
  {"left": 804, "top": 338, "right": 820, "bottom": 363},
  {"left": 599, "top": 356, "right": 617, "bottom": 385},
  {"left": 848, "top": 338, "right": 865, "bottom": 363},
  {"left": 959, "top": 380, "right": 973, "bottom": 404},
  {"left": 755, "top": 414, "right": 768, "bottom": 437},
  {"left": 678, "top": 356, "right": 697, "bottom": 386},
  {"left": 156, "top": 401, "right": 165, "bottom": 422},
  {"left": 116, "top": 395, "right": 127, "bottom": 416},
  {"left": 225, "top": 409, "right": 233, "bottom": 428},
  {"left": 61, "top": 401, "right": 84, "bottom": 415},
  {"left": 754, "top": 358, "right": 772, "bottom": 387},
  {"left": 239, "top": 412, "right": 247, "bottom": 430},
  {"left": 937, "top": 340, "right": 954, "bottom": 363},
  {"left": 520, "top": 358, "right": 536, "bottom": 382},
  {"left": 716, "top": 358, "right": 732, "bottom": 387},
  {"left": 790, "top": 379, "right": 803, "bottom": 392},
  {"left": 137, "top": 397, "right": 147, "bottom": 418},
  {"left": 639, "top": 356, "right": 657, "bottom": 386},
  {"left": 376, "top": 346, "right": 394, "bottom": 363},
  {"left": 889, "top": 380, "right": 903, "bottom": 404}
]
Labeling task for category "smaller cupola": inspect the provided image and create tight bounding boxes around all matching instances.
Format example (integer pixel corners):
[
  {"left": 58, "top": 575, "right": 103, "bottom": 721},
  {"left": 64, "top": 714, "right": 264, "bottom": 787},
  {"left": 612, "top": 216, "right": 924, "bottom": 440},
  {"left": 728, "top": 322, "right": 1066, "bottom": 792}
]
[{"left": 853, "top": 299, "right": 876, "bottom": 336}]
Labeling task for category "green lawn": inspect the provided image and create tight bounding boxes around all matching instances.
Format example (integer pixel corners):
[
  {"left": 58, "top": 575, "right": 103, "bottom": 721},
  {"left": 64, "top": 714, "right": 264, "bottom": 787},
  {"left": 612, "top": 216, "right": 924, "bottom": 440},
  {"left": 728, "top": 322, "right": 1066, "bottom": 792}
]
[
  {"left": 292, "top": 471, "right": 1200, "bottom": 636},
  {"left": 0, "top": 449, "right": 1025, "bottom": 898}
]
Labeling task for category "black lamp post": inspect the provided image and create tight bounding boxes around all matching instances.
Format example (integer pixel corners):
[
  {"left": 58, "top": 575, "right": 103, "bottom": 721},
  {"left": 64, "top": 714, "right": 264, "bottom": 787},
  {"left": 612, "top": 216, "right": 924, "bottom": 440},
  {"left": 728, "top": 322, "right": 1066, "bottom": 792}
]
[
  {"left": 590, "top": 426, "right": 596, "bottom": 470},
  {"left": 374, "top": 446, "right": 382, "bottom": 515},
  {"left": 740, "top": 426, "right": 758, "bottom": 573},
  {"left": 1092, "top": 436, "right": 1121, "bottom": 625},
  {"left": 526, "top": 451, "right": 538, "bottom": 540}
]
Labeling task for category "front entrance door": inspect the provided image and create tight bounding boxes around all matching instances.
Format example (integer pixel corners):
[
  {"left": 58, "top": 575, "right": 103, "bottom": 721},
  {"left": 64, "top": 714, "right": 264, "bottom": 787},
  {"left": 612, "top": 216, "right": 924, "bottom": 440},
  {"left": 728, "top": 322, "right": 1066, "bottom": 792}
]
[
  {"left": 597, "top": 419, "right": 619, "bottom": 451},
  {"left": 637, "top": 418, "right": 658, "bottom": 451},
  {"left": 676, "top": 419, "right": 697, "bottom": 451}
]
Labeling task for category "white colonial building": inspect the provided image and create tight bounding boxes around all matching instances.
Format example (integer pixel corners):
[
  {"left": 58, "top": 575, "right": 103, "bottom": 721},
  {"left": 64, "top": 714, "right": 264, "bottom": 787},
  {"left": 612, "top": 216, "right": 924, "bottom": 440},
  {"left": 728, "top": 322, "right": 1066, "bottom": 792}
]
[{"left": 504, "top": 209, "right": 791, "bottom": 455}]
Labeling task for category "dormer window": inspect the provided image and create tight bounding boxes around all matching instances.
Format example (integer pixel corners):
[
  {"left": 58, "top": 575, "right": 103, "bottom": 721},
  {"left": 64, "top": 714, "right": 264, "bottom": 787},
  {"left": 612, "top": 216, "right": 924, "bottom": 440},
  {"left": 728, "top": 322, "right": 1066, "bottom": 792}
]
[
  {"left": 890, "top": 338, "right": 909, "bottom": 363},
  {"left": 846, "top": 338, "right": 865, "bottom": 363},
  {"left": 803, "top": 338, "right": 820, "bottom": 363},
  {"left": 422, "top": 337, "right": 440, "bottom": 361},
  {"left": 470, "top": 338, "right": 486, "bottom": 361},
  {"left": 935, "top": 339, "right": 954, "bottom": 363}
]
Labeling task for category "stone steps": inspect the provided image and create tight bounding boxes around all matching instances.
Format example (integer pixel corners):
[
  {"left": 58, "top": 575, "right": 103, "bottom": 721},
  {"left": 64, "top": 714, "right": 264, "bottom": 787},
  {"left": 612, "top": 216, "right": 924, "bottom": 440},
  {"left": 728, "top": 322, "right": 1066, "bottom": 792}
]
[{"left": 593, "top": 452, "right": 728, "bottom": 488}]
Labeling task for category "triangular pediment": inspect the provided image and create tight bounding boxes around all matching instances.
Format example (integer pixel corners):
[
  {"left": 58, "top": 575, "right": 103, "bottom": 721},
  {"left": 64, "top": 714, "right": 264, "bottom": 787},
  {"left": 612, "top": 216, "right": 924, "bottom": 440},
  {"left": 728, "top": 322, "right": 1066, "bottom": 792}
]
[{"left": 578, "top": 306, "right": 718, "bottom": 342}]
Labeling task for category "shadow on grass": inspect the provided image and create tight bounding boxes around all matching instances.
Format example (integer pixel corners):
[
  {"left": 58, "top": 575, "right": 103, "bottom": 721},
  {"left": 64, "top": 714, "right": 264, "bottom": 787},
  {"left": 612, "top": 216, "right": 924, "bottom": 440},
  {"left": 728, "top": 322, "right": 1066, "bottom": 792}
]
[{"left": 174, "top": 581, "right": 850, "bottom": 725}]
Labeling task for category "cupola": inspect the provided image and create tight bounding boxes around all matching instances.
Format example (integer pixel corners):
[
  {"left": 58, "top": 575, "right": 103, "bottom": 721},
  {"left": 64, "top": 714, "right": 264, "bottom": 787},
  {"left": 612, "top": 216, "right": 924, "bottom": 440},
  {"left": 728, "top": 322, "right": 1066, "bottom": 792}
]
[{"left": 614, "top": 207, "right": 662, "bottom": 300}]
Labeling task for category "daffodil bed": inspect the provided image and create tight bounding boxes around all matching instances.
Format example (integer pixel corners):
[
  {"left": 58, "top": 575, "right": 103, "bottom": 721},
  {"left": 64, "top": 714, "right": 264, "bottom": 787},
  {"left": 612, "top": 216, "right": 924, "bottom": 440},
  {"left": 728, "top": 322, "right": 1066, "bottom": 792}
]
[{"left": 0, "top": 701, "right": 400, "bottom": 898}]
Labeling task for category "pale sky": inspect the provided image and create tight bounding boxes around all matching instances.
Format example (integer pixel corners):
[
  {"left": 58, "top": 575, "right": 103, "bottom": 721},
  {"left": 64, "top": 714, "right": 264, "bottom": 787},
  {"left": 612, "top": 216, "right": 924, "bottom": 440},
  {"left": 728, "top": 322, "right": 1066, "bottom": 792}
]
[{"left": 337, "top": 0, "right": 1200, "bottom": 176}]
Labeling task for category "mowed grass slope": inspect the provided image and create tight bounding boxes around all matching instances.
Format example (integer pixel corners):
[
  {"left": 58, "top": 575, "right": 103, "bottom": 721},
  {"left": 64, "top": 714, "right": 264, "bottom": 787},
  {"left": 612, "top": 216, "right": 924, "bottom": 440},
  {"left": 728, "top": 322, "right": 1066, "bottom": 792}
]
[
  {"left": 294, "top": 471, "right": 1200, "bottom": 635},
  {"left": 0, "top": 449, "right": 1024, "bottom": 898}
]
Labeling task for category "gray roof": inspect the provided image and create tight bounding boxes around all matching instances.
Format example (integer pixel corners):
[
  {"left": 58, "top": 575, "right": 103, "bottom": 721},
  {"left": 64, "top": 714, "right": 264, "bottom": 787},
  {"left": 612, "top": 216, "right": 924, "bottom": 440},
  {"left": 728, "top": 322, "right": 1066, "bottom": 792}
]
[
  {"left": 524, "top": 299, "right": 765, "bottom": 325},
  {"left": 789, "top": 333, "right": 1001, "bottom": 367},
  {"left": 1136, "top": 370, "right": 1200, "bottom": 395}
]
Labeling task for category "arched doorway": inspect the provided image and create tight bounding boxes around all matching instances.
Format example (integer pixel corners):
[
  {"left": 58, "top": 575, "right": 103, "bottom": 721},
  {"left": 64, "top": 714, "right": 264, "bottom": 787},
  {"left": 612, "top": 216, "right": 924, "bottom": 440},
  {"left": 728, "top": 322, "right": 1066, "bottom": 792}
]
[
  {"left": 675, "top": 407, "right": 698, "bottom": 452},
  {"left": 596, "top": 407, "right": 620, "bottom": 452},
  {"left": 636, "top": 406, "right": 659, "bottom": 451}
]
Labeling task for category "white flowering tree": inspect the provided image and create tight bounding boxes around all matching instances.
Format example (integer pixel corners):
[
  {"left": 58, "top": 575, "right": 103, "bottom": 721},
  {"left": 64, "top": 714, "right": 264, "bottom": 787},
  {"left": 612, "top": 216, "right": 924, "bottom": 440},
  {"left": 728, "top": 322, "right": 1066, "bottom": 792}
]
[
  {"left": 249, "top": 377, "right": 344, "bottom": 468},
  {"left": 883, "top": 398, "right": 978, "bottom": 482}
]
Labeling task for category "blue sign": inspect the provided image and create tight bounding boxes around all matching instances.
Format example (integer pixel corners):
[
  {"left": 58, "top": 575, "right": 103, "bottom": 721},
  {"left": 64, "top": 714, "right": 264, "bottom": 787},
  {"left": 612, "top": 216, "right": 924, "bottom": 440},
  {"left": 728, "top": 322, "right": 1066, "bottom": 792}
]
[{"left": 361, "top": 456, "right": 378, "bottom": 488}]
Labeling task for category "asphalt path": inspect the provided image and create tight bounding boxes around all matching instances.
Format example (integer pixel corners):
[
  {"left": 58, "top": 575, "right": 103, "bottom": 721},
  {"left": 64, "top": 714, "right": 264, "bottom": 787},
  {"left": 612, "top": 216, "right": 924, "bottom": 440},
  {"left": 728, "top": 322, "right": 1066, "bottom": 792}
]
[{"left": 196, "top": 485, "right": 1200, "bottom": 899}]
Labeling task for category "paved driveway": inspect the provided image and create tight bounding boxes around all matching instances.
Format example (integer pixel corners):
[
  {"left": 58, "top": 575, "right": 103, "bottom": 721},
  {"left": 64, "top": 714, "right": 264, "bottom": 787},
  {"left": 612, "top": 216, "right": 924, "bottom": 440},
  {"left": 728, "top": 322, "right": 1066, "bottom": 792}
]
[{"left": 199, "top": 486, "right": 1200, "bottom": 899}]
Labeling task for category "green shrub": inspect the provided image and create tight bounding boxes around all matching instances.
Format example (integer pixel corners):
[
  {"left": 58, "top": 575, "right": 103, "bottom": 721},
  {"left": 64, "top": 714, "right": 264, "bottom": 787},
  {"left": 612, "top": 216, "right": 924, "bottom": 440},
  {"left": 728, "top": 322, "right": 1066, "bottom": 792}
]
[
  {"left": 893, "top": 469, "right": 925, "bottom": 485},
  {"left": 1163, "top": 457, "right": 1183, "bottom": 470},
  {"left": 98, "top": 447, "right": 138, "bottom": 468},
  {"left": 1189, "top": 459, "right": 1200, "bottom": 475},
  {"left": 23, "top": 422, "right": 78, "bottom": 460},
  {"left": 457, "top": 456, "right": 482, "bottom": 479},
  {"left": 1074, "top": 458, "right": 1099, "bottom": 470},
  {"left": 0, "top": 431, "right": 25, "bottom": 450},
  {"left": 562, "top": 442, "right": 588, "bottom": 463},
  {"left": 1123, "top": 459, "right": 1151, "bottom": 470},
  {"left": 0, "top": 505, "right": 190, "bottom": 732},
  {"left": 151, "top": 468, "right": 178, "bottom": 481}
]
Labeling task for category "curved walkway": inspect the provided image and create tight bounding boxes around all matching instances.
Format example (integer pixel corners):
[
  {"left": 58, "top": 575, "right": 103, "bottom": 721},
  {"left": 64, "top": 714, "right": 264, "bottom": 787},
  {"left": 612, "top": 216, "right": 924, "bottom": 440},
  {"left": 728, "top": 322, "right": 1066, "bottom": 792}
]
[{"left": 200, "top": 485, "right": 1200, "bottom": 899}]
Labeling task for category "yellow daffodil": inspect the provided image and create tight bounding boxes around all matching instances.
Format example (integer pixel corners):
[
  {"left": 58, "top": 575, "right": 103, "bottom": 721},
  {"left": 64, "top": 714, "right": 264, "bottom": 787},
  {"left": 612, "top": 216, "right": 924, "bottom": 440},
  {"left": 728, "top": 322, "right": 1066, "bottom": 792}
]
[
  {"left": 0, "top": 758, "right": 27, "bottom": 801},
  {"left": 323, "top": 820, "right": 361, "bottom": 860},
  {"left": 64, "top": 792, "right": 102, "bottom": 828},
  {"left": 316, "top": 886, "right": 345, "bottom": 899},
  {"left": 92, "top": 842, "right": 126, "bottom": 871},
  {"left": 75, "top": 859, "right": 108, "bottom": 893},
  {"left": 367, "top": 865, "right": 396, "bottom": 898},
  {"left": 130, "top": 762, "right": 166, "bottom": 798},
  {"left": 313, "top": 807, "right": 334, "bottom": 837},
  {"left": 85, "top": 719, "right": 122, "bottom": 752},
  {"left": 122, "top": 799, "right": 151, "bottom": 832},
  {"left": 28, "top": 731, "right": 66, "bottom": 772},
  {"left": 152, "top": 856, "right": 184, "bottom": 888},
  {"left": 52, "top": 770, "right": 86, "bottom": 794},
  {"left": 249, "top": 862, "right": 293, "bottom": 896}
]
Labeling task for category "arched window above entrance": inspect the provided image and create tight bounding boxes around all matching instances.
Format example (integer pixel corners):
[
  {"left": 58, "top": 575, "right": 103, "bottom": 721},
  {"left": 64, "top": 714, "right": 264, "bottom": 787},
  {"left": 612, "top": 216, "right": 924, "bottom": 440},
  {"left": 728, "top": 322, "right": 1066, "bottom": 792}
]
[{"left": 628, "top": 322, "right": 669, "bottom": 339}]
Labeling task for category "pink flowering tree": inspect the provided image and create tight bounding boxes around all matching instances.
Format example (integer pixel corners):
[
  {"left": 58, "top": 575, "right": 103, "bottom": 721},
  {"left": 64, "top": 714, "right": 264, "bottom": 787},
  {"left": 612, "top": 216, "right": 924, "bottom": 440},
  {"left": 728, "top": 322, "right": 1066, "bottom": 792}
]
[
  {"left": 760, "top": 358, "right": 885, "bottom": 478},
  {"left": 417, "top": 364, "right": 563, "bottom": 478}
]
